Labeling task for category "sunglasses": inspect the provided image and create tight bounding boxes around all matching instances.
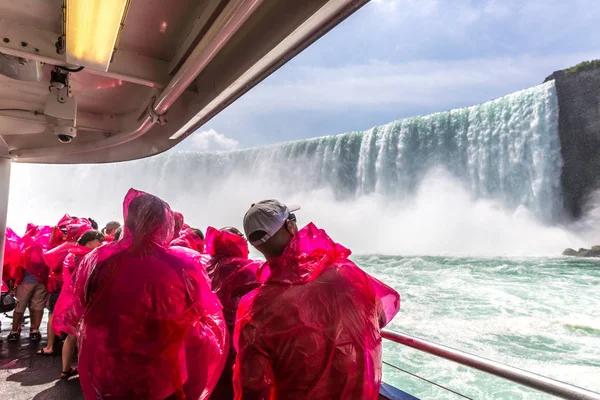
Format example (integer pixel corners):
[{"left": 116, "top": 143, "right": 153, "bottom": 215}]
[{"left": 288, "top": 213, "right": 297, "bottom": 223}]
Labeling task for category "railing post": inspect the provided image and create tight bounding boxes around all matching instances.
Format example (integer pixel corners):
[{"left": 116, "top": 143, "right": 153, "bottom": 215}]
[{"left": 0, "top": 157, "right": 11, "bottom": 281}]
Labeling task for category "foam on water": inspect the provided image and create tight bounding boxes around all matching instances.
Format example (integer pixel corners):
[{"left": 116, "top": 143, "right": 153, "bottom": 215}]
[{"left": 361, "top": 255, "right": 600, "bottom": 399}]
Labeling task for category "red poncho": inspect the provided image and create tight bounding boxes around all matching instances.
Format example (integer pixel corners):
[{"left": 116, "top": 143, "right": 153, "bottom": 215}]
[
  {"left": 3, "top": 228, "right": 23, "bottom": 283},
  {"left": 50, "top": 214, "right": 89, "bottom": 245},
  {"left": 173, "top": 211, "right": 186, "bottom": 238},
  {"left": 44, "top": 217, "right": 92, "bottom": 293},
  {"left": 52, "top": 246, "right": 92, "bottom": 336},
  {"left": 171, "top": 227, "right": 205, "bottom": 254},
  {"left": 44, "top": 242, "right": 77, "bottom": 293},
  {"left": 204, "top": 227, "right": 261, "bottom": 400},
  {"left": 73, "top": 189, "right": 228, "bottom": 400},
  {"left": 20, "top": 224, "right": 53, "bottom": 285},
  {"left": 233, "top": 223, "right": 400, "bottom": 400}
]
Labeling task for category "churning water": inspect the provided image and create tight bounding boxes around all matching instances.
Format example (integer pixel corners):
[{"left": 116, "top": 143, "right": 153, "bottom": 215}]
[
  {"left": 366, "top": 256, "right": 600, "bottom": 399},
  {"left": 7, "top": 80, "right": 600, "bottom": 398}
]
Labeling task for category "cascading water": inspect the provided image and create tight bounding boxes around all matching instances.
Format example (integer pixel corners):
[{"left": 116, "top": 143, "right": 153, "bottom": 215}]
[
  {"left": 8, "top": 80, "right": 577, "bottom": 255},
  {"left": 6, "top": 80, "right": 600, "bottom": 399},
  {"left": 355, "top": 80, "right": 561, "bottom": 221}
]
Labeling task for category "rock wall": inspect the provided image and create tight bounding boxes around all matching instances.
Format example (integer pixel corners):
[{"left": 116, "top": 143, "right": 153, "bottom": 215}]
[{"left": 546, "top": 66, "right": 600, "bottom": 219}]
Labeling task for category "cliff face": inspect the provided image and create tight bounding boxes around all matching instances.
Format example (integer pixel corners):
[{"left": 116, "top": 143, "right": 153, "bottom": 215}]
[{"left": 546, "top": 64, "right": 600, "bottom": 219}]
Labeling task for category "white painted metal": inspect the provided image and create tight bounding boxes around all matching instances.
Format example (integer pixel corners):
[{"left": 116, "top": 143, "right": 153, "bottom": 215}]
[
  {"left": 0, "top": 115, "right": 45, "bottom": 135},
  {"left": 170, "top": 0, "right": 368, "bottom": 140},
  {"left": 382, "top": 329, "right": 600, "bottom": 400},
  {"left": 11, "top": 0, "right": 266, "bottom": 161},
  {"left": 0, "top": 18, "right": 170, "bottom": 88},
  {"left": 116, "top": 0, "right": 200, "bottom": 61},
  {"left": 154, "top": 0, "right": 264, "bottom": 113},
  {"left": 167, "top": 0, "right": 223, "bottom": 74},
  {"left": 1, "top": 0, "right": 371, "bottom": 163},
  {"left": 0, "top": 157, "right": 11, "bottom": 281}
]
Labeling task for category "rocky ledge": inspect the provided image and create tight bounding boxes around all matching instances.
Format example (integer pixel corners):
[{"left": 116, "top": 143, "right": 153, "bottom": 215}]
[{"left": 563, "top": 246, "right": 600, "bottom": 257}]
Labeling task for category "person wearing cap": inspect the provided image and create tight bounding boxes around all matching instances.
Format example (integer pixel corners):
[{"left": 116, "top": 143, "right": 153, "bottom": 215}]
[
  {"left": 233, "top": 200, "right": 401, "bottom": 400},
  {"left": 101, "top": 220, "right": 121, "bottom": 241}
]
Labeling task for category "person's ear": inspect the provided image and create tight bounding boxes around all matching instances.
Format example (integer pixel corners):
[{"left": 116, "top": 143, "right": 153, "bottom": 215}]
[{"left": 285, "top": 219, "right": 296, "bottom": 237}]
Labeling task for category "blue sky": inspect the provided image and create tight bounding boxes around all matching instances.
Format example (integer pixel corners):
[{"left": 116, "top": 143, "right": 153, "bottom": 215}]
[{"left": 180, "top": 0, "right": 600, "bottom": 152}]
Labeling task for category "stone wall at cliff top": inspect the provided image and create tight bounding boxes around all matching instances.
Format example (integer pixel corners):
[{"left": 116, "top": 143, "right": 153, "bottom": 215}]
[{"left": 546, "top": 62, "right": 600, "bottom": 219}]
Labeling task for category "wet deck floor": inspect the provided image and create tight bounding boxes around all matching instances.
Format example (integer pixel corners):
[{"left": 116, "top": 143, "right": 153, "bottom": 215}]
[{"left": 0, "top": 311, "right": 83, "bottom": 400}]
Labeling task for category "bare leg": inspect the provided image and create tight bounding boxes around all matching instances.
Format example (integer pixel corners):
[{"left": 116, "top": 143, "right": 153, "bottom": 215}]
[
  {"left": 61, "top": 335, "right": 77, "bottom": 373},
  {"left": 11, "top": 312, "right": 24, "bottom": 333},
  {"left": 30, "top": 309, "right": 44, "bottom": 332},
  {"left": 40, "top": 314, "right": 55, "bottom": 354}
]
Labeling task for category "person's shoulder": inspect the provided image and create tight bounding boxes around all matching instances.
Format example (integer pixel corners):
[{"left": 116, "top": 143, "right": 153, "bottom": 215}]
[
  {"left": 235, "top": 285, "right": 262, "bottom": 324},
  {"left": 166, "top": 245, "right": 197, "bottom": 258},
  {"left": 163, "top": 246, "right": 204, "bottom": 268},
  {"left": 237, "top": 283, "right": 280, "bottom": 321},
  {"left": 321, "top": 259, "right": 368, "bottom": 283}
]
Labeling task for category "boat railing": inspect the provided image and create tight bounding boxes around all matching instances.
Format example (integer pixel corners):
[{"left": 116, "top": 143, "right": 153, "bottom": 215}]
[{"left": 381, "top": 329, "right": 600, "bottom": 400}]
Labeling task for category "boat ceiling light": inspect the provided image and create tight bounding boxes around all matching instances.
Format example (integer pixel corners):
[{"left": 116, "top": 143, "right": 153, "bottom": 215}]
[{"left": 66, "top": 0, "right": 129, "bottom": 72}]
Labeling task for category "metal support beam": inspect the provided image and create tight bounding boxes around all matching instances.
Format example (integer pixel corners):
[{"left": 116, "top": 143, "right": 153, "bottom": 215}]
[
  {"left": 169, "top": 0, "right": 370, "bottom": 140},
  {"left": 167, "top": 0, "right": 223, "bottom": 74},
  {"left": 0, "top": 19, "right": 170, "bottom": 88},
  {"left": 0, "top": 157, "right": 11, "bottom": 281},
  {"left": 11, "top": 0, "right": 265, "bottom": 162}
]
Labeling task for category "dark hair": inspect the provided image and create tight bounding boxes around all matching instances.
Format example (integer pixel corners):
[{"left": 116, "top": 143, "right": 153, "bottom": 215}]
[
  {"left": 102, "top": 221, "right": 121, "bottom": 234},
  {"left": 191, "top": 228, "right": 204, "bottom": 241},
  {"left": 88, "top": 218, "right": 99, "bottom": 230},
  {"left": 221, "top": 226, "right": 244, "bottom": 238},
  {"left": 113, "top": 227, "right": 123, "bottom": 241},
  {"left": 78, "top": 230, "right": 104, "bottom": 246}
]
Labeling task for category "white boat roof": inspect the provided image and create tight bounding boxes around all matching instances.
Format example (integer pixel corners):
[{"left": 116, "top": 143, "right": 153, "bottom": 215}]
[{"left": 0, "top": 0, "right": 367, "bottom": 164}]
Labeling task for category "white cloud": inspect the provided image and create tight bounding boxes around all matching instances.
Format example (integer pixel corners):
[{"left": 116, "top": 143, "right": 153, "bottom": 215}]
[
  {"left": 458, "top": 5, "right": 481, "bottom": 24},
  {"left": 192, "top": 0, "right": 600, "bottom": 147},
  {"left": 371, "top": 0, "right": 398, "bottom": 12},
  {"left": 371, "top": 0, "right": 439, "bottom": 20},
  {"left": 484, "top": 0, "right": 511, "bottom": 18},
  {"left": 189, "top": 128, "right": 239, "bottom": 151},
  {"left": 232, "top": 52, "right": 598, "bottom": 115}
]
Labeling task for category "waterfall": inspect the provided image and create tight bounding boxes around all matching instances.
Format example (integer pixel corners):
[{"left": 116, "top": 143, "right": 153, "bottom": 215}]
[{"left": 9, "top": 81, "right": 571, "bottom": 255}]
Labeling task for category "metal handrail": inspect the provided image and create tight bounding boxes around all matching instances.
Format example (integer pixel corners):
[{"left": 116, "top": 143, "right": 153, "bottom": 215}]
[{"left": 381, "top": 329, "right": 600, "bottom": 400}]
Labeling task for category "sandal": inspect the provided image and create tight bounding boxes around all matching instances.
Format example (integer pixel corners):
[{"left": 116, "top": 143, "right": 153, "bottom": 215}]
[
  {"left": 36, "top": 348, "right": 54, "bottom": 356},
  {"left": 61, "top": 367, "right": 78, "bottom": 379},
  {"left": 7, "top": 332, "right": 20, "bottom": 342},
  {"left": 29, "top": 331, "right": 41, "bottom": 342}
]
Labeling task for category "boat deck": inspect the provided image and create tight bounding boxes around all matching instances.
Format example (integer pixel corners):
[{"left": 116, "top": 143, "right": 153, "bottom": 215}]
[
  {"left": 0, "top": 312, "right": 415, "bottom": 400},
  {"left": 0, "top": 311, "right": 84, "bottom": 400}
]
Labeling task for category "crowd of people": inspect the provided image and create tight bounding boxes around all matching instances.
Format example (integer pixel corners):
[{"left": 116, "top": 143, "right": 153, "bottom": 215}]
[{"left": 1, "top": 188, "right": 400, "bottom": 400}]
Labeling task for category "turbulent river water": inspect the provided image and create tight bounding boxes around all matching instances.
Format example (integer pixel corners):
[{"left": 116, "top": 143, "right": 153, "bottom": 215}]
[
  {"left": 7, "top": 80, "right": 600, "bottom": 398},
  {"left": 362, "top": 255, "right": 600, "bottom": 399}
]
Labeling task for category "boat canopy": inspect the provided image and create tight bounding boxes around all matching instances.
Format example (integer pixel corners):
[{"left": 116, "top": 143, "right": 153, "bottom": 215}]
[
  {"left": 0, "top": 0, "right": 368, "bottom": 281},
  {"left": 0, "top": 0, "right": 367, "bottom": 164}
]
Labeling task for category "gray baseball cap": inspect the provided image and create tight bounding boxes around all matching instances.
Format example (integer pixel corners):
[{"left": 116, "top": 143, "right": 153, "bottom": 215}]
[{"left": 243, "top": 199, "right": 300, "bottom": 246}]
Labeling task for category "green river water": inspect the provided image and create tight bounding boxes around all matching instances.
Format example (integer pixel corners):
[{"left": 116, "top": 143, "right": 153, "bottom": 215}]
[{"left": 358, "top": 255, "right": 600, "bottom": 399}]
